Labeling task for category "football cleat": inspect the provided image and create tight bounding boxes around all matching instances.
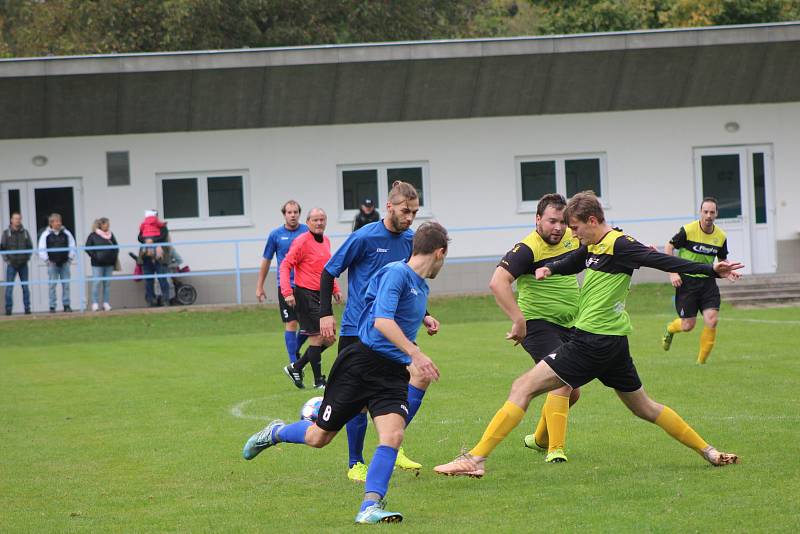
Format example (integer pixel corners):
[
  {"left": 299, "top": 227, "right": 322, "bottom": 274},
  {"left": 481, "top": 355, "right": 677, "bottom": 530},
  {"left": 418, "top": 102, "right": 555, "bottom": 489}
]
[
  {"left": 354, "top": 500, "right": 403, "bottom": 524},
  {"left": 313, "top": 375, "right": 327, "bottom": 389},
  {"left": 283, "top": 365, "right": 305, "bottom": 389},
  {"left": 242, "top": 419, "right": 285, "bottom": 460},
  {"left": 702, "top": 447, "right": 739, "bottom": 467},
  {"left": 661, "top": 330, "right": 674, "bottom": 351},
  {"left": 544, "top": 448, "right": 568, "bottom": 463},
  {"left": 523, "top": 434, "right": 547, "bottom": 451},
  {"left": 395, "top": 447, "right": 421, "bottom": 470},
  {"left": 433, "top": 451, "right": 485, "bottom": 478},
  {"left": 347, "top": 462, "right": 368, "bottom": 483}
]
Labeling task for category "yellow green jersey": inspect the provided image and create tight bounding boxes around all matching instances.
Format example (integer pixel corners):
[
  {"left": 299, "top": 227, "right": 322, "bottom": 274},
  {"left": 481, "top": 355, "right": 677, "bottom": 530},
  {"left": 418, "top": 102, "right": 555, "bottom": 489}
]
[
  {"left": 546, "top": 229, "right": 717, "bottom": 336},
  {"left": 669, "top": 220, "right": 728, "bottom": 279},
  {"left": 497, "top": 228, "right": 580, "bottom": 327}
]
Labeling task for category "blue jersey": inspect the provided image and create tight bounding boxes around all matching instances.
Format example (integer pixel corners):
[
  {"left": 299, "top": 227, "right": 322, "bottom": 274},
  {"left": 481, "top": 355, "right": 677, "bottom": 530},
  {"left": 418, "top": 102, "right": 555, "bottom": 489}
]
[
  {"left": 262, "top": 224, "right": 309, "bottom": 287},
  {"left": 358, "top": 262, "right": 429, "bottom": 365},
  {"left": 325, "top": 221, "right": 414, "bottom": 336}
]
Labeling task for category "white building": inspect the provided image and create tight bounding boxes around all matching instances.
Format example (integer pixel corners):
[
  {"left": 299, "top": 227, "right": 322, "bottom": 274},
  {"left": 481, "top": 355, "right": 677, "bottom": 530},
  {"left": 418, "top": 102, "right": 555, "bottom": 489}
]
[{"left": 1, "top": 22, "right": 799, "bottom": 311}]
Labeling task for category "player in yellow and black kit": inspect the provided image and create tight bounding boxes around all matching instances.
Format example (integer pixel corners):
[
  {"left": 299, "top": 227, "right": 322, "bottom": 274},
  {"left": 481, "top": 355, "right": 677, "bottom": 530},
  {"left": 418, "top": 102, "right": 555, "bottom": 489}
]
[
  {"left": 435, "top": 191, "right": 740, "bottom": 478},
  {"left": 489, "top": 194, "right": 580, "bottom": 463},
  {"left": 661, "top": 197, "right": 732, "bottom": 364}
]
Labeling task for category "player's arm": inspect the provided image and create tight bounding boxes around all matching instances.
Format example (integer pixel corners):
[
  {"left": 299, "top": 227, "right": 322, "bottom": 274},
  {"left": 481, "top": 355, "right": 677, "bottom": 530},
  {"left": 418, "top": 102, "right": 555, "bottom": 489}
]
[
  {"left": 375, "top": 318, "right": 439, "bottom": 381},
  {"left": 665, "top": 227, "right": 686, "bottom": 287},
  {"left": 490, "top": 243, "right": 534, "bottom": 345},
  {"left": 257, "top": 234, "right": 277, "bottom": 302},
  {"left": 615, "top": 236, "right": 743, "bottom": 279},
  {"left": 537, "top": 246, "right": 588, "bottom": 279}
]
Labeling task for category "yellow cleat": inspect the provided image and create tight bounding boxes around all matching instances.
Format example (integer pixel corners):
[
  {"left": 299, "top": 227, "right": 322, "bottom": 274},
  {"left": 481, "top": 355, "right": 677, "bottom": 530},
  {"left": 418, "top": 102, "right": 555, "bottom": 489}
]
[
  {"left": 544, "top": 448, "right": 568, "bottom": 463},
  {"left": 661, "top": 331, "right": 674, "bottom": 351},
  {"left": 394, "top": 447, "right": 422, "bottom": 470},
  {"left": 523, "top": 434, "right": 547, "bottom": 451},
  {"left": 347, "top": 461, "right": 368, "bottom": 482}
]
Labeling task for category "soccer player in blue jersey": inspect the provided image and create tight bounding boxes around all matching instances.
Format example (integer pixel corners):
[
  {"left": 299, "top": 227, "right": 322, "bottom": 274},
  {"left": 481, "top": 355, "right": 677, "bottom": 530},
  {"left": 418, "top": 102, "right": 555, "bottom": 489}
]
[
  {"left": 256, "top": 200, "right": 309, "bottom": 366},
  {"left": 242, "top": 222, "right": 449, "bottom": 524},
  {"left": 317, "top": 181, "right": 440, "bottom": 481}
]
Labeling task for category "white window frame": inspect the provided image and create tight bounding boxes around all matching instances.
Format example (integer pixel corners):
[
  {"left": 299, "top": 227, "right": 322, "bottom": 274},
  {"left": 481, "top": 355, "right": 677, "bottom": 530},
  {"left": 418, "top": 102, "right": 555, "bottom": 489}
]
[
  {"left": 515, "top": 153, "right": 608, "bottom": 213},
  {"left": 156, "top": 169, "right": 252, "bottom": 230},
  {"left": 336, "top": 161, "right": 432, "bottom": 223}
]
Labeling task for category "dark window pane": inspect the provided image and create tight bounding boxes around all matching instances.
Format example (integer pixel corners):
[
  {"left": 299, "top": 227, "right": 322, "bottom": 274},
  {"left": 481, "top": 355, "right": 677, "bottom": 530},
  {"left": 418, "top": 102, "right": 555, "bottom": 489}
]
[
  {"left": 387, "top": 167, "right": 424, "bottom": 206},
  {"left": 752, "top": 153, "right": 766, "bottom": 224},
  {"left": 520, "top": 161, "right": 556, "bottom": 202},
  {"left": 343, "top": 170, "right": 378, "bottom": 210},
  {"left": 9, "top": 189, "right": 21, "bottom": 216},
  {"left": 208, "top": 176, "right": 244, "bottom": 217},
  {"left": 701, "top": 155, "right": 741, "bottom": 219},
  {"left": 565, "top": 158, "right": 601, "bottom": 197},
  {"left": 162, "top": 178, "right": 199, "bottom": 219},
  {"left": 106, "top": 151, "right": 130, "bottom": 186},
  {"left": 34, "top": 187, "right": 75, "bottom": 237}
]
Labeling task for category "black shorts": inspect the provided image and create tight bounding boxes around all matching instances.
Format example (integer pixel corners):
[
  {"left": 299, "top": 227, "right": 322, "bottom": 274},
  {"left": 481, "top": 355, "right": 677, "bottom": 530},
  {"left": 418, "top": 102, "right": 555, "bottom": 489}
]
[
  {"left": 278, "top": 292, "right": 298, "bottom": 323},
  {"left": 542, "top": 329, "right": 642, "bottom": 393},
  {"left": 521, "top": 319, "right": 574, "bottom": 363},
  {"left": 338, "top": 335, "right": 359, "bottom": 355},
  {"left": 315, "top": 342, "right": 410, "bottom": 432},
  {"left": 675, "top": 276, "right": 720, "bottom": 318},
  {"left": 294, "top": 286, "right": 321, "bottom": 335}
]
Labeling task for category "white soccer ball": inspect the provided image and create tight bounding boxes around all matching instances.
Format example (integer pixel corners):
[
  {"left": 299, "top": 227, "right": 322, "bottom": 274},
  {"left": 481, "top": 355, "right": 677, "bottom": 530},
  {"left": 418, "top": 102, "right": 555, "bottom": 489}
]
[{"left": 300, "top": 396, "right": 324, "bottom": 422}]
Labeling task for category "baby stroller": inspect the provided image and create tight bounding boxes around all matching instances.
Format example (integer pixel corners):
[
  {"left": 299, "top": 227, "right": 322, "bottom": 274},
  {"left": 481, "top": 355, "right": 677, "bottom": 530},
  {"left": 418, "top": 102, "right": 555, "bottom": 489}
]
[{"left": 129, "top": 250, "right": 197, "bottom": 306}]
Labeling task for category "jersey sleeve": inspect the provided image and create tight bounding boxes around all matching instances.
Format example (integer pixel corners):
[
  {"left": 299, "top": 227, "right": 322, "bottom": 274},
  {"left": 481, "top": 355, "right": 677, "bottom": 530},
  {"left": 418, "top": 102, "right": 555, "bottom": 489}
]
[
  {"left": 372, "top": 270, "right": 404, "bottom": 320},
  {"left": 279, "top": 237, "right": 301, "bottom": 296},
  {"left": 324, "top": 231, "right": 364, "bottom": 277},
  {"left": 717, "top": 238, "right": 728, "bottom": 261},
  {"left": 498, "top": 243, "right": 535, "bottom": 279},
  {"left": 669, "top": 227, "right": 687, "bottom": 249},
  {"left": 545, "top": 246, "right": 588, "bottom": 276},
  {"left": 614, "top": 235, "right": 716, "bottom": 276},
  {"left": 262, "top": 231, "right": 277, "bottom": 260}
]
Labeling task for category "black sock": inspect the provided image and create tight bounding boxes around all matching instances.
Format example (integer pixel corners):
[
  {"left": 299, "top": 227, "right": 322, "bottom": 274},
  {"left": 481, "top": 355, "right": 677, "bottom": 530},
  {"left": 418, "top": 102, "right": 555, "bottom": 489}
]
[
  {"left": 293, "top": 350, "right": 310, "bottom": 371},
  {"left": 307, "top": 345, "right": 323, "bottom": 382}
]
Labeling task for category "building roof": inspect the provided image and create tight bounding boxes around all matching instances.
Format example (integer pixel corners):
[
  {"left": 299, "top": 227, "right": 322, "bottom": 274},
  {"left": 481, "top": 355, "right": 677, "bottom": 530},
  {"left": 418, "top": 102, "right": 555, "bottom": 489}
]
[{"left": 1, "top": 22, "right": 799, "bottom": 139}]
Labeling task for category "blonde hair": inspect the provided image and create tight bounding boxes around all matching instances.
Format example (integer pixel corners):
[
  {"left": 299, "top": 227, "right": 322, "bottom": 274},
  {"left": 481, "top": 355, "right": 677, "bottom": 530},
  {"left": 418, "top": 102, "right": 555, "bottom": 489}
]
[
  {"left": 388, "top": 180, "right": 419, "bottom": 204},
  {"left": 92, "top": 217, "right": 109, "bottom": 231}
]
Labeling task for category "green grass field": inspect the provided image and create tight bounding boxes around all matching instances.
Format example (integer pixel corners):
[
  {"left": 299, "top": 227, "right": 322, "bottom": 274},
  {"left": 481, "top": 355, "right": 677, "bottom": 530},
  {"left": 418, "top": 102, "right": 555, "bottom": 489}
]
[{"left": 3, "top": 285, "right": 799, "bottom": 533}]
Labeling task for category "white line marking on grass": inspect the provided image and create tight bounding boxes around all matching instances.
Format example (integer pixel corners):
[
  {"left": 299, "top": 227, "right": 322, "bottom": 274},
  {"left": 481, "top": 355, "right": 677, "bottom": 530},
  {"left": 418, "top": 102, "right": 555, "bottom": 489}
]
[{"left": 230, "top": 397, "right": 280, "bottom": 422}]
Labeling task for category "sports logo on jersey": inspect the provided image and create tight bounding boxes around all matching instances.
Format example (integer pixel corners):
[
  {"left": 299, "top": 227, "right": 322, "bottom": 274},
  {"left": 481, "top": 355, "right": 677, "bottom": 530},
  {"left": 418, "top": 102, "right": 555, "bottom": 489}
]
[
  {"left": 513, "top": 245, "right": 521, "bottom": 253},
  {"left": 563, "top": 240, "right": 573, "bottom": 249},
  {"left": 376, "top": 248, "right": 389, "bottom": 253},
  {"left": 586, "top": 257, "right": 600, "bottom": 267},
  {"left": 281, "top": 237, "right": 289, "bottom": 240},
  {"left": 613, "top": 301, "right": 625, "bottom": 313},
  {"left": 625, "top": 235, "right": 635, "bottom": 242},
  {"left": 692, "top": 244, "right": 717, "bottom": 254},
  {"left": 410, "top": 288, "right": 419, "bottom": 296}
]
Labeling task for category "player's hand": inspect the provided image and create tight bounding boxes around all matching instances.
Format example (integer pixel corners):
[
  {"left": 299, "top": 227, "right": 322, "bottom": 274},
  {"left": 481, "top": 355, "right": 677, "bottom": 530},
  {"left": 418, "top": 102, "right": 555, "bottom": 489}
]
[
  {"left": 423, "top": 315, "right": 440, "bottom": 336},
  {"left": 409, "top": 349, "right": 440, "bottom": 382},
  {"left": 285, "top": 294, "right": 296, "bottom": 308},
  {"left": 505, "top": 318, "right": 526, "bottom": 346},
  {"left": 256, "top": 286, "right": 266, "bottom": 303},
  {"left": 669, "top": 273, "right": 682, "bottom": 288},
  {"left": 333, "top": 292, "right": 343, "bottom": 304},
  {"left": 534, "top": 267, "right": 551, "bottom": 280},
  {"left": 714, "top": 260, "right": 745, "bottom": 280},
  {"left": 320, "top": 315, "right": 336, "bottom": 339}
]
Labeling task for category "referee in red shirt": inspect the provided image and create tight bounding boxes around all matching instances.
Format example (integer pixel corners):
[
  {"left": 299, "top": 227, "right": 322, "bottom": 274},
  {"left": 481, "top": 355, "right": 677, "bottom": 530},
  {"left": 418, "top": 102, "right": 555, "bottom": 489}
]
[{"left": 280, "top": 208, "right": 342, "bottom": 389}]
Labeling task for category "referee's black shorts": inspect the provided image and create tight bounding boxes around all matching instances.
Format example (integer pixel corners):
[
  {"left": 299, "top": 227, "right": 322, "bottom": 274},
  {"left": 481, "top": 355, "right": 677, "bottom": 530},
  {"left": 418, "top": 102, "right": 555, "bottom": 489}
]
[
  {"left": 542, "top": 329, "right": 642, "bottom": 393},
  {"left": 278, "top": 292, "right": 298, "bottom": 323},
  {"left": 674, "top": 276, "right": 720, "bottom": 318},
  {"left": 294, "top": 286, "right": 322, "bottom": 335},
  {"left": 315, "top": 342, "right": 410, "bottom": 432},
  {"left": 521, "top": 319, "right": 574, "bottom": 363}
]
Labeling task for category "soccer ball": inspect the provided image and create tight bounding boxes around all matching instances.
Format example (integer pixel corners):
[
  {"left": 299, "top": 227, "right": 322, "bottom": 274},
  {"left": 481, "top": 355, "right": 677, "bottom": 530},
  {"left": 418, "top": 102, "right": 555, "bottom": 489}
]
[{"left": 300, "top": 396, "right": 323, "bottom": 422}]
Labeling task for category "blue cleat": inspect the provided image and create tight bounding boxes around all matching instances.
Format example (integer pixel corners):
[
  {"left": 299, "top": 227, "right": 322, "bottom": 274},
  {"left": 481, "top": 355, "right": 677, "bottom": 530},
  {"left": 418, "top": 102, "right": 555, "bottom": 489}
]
[
  {"left": 354, "top": 500, "right": 403, "bottom": 524},
  {"left": 242, "top": 419, "right": 285, "bottom": 460}
]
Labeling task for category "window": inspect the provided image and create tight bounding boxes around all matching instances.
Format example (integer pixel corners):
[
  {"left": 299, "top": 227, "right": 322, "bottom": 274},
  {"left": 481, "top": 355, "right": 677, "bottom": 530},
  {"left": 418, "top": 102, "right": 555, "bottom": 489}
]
[
  {"left": 157, "top": 170, "right": 249, "bottom": 229},
  {"left": 517, "top": 153, "right": 606, "bottom": 211},
  {"left": 338, "top": 162, "right": 430, "bottom": 221},
  {"left": 106, "top": 151, "right": 130, "bottom": 186}
]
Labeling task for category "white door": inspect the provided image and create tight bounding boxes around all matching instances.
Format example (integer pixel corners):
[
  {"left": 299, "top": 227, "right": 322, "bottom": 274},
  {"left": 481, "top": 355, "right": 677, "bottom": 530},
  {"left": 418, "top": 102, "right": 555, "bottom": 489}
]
[
  {"left": 693, "top": 145, "right": 776, "bottom": 275},
  {"left": 1, "top": 179, "right": 84, "bottom": 312}
]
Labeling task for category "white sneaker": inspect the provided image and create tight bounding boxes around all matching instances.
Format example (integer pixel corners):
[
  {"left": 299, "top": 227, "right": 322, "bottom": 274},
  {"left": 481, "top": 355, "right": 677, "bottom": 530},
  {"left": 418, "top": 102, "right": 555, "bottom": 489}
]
[
  {"left": 91, "top": 303, "right": 99, "bottom": 312},
  {"left": 103, "top": 302, "right": 112, "bottom": 312}
]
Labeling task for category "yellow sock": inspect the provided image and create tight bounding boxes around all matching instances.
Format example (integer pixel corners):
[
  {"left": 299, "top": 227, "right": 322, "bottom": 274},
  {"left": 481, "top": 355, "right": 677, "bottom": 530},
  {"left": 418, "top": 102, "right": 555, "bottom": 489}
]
[
  {"left": 697, "top": 327, "right": 716, "bottom": 364},
  {"left": 667, "top": 318, "right": 683, "bottom": 334},
  {"left": 470, "top": 401, "right": 525, "bottom": 458},
  {"left": 533, "top": 409, "right": 548, "bottom": 448},
  {"left": 654, "top": 406, "right": 708, "bottom": 453},
  {"left": 544, "top": 393, "right": 570, "bottom": 452}
]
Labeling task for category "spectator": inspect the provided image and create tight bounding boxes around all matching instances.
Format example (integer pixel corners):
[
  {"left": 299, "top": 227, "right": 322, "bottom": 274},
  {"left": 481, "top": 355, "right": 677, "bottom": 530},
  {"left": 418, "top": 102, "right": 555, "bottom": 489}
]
[
  {"left": 138, "top": 217, "right": 171, "bottom": 307},
  {"left": 352, "top": 198, "right": 380, "bottom": 232},
  {"left": 1, "top": 212, "right": 33, "bottom": 315},
  {"left": 85, "top": 217, "right": 119, "bottom": 312},
  {"left": 38, "top": 213, "right": 76, "bottom": 313},
  {"left": 139, "top": 209, "right": 167, "bottom": 243}
]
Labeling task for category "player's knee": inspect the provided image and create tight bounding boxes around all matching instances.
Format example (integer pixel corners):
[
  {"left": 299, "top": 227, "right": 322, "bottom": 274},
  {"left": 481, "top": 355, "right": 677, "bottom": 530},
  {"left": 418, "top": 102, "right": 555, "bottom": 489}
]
[
  {"left": 629, "top": 400, "right": 661, "bottom": 422},
  {"left": 681, "top": 320, "right": 695, "bottom": 332},
  {"left": 510, "top": 373, "right": 535, "bottom": 400},
  {"left": 305, "top": 429, "right": 334, "bottom": 448},
  {"left": 705, "top": 316, "right": 718, "bottom": 329},
  {"left": 569, "top": 387, "right": 581, "bottom": 406},
  {"left": 378, "top": 427, "right": 405, "bottom": 449}
]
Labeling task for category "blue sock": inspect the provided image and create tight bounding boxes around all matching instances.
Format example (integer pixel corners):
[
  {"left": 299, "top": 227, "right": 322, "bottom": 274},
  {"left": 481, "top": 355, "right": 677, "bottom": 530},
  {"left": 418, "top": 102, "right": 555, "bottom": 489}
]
[
  {"left": 284, "top": 331, "right": 297, "bottom": 364},
  {"left": 406, "top": 384, "right": 426, "bottom": 427},
  {"left": 363, "top": 445, "right": 398, "bottom": 508},
  {"left": 275, "top": 420, "right": 311, "bottom": 444},
  {"left": 360, "top": 499, "right": 378, "bottom": 513},
  {"left": 346, "top": 412, "right": 368, "bottom": 467},
  {"left": 296, "top": 333, "right": 308, "bottom": 355}
]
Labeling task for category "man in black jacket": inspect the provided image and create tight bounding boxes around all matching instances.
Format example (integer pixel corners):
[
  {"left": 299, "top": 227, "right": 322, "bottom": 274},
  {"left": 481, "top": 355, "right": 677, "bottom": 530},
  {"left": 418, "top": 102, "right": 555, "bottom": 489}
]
[
  {"left": 352, "top": 199, "right": 380, "bottom": 232},
  {"left": 1, "top": 212, "right": 33, "bottom": 315},
  {"left": 38, "top": 213, "right": 76, "bottom": 313}
]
